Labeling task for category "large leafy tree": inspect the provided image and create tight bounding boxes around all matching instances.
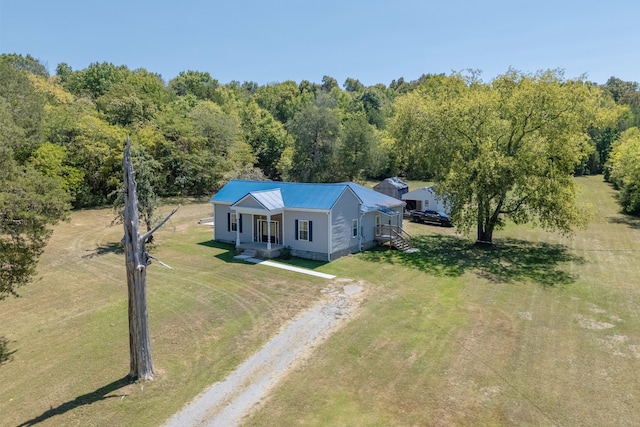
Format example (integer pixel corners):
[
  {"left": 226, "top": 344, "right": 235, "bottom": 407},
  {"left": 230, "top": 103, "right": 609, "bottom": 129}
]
[
  {"left": 254, "top": 80, "right": 311, "bottom": 124},
  {"left": 58, "top": 62, "right": 129, "bottom": 100},
  {"left": 0, "top": 59, "right": 46, "bottom": 162},
  {"left": 168, "top": 70, "right": 219, "bottom": 100},
  {"left": 0, "top": 54, "right": 49, "bottom": 77},
  {"left": 240, "top": 100, "right": 292, "bottom": 179},
  {"left": 0, "top": 147, "right": 71, "bottom": 299},
  {"left": 287, "top": 98, "right": 340, "bottom": 182},
  {"left": 336, "top": 111, "right": 377, "bottom": 181},
  {"left": 391, "top": 70, "right": 619, "bottom": 244},
  {"left": 603, "top": 77, "right": 640, "bottom": 129},
  {"left": 607, "top": 127, "right": 640, "bottom": 214},
  {"left": 0, "top": 59, "right": 70, "bottom": 298}
]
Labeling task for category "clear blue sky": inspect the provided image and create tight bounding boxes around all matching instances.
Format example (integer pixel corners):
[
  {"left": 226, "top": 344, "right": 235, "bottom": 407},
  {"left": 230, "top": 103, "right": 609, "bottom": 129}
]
[{"left": 1, "top": 0, "right": 638, "bottom": 86}]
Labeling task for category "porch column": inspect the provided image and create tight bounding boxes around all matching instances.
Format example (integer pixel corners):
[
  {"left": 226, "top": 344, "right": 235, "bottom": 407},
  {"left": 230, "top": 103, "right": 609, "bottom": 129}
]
[
  {"left": 267, "top": 213, "right": 272, "bottom": 250},
  {"left": 235, "top": 212, "right": 241, "bottom": 247}
]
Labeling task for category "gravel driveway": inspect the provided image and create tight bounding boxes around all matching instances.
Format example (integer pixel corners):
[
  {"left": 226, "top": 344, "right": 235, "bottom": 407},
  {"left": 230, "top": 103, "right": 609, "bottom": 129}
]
[{"left": 164, "top": 280, "right": 364, "bottom": 427}]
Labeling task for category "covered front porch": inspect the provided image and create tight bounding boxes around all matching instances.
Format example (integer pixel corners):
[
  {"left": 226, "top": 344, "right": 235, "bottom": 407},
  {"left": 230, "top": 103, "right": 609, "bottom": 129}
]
[{"left": 231, "top": 188, "right": 286, "bottom": 259}]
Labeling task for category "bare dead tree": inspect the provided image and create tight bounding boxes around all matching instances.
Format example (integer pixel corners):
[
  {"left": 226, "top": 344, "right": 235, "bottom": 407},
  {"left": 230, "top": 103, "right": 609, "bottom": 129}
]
[{"left": 122, "top": 136, "right": 179, "bottom": 381}]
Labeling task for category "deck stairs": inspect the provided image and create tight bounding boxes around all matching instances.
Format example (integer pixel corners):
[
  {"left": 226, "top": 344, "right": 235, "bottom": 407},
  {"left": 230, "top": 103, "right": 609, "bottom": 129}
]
[
  {"left": 375, "top": 225, "right": 414, "bottom": 252},
  {"left": 389, "top": 235, "right": 411, "bottom": 251}
]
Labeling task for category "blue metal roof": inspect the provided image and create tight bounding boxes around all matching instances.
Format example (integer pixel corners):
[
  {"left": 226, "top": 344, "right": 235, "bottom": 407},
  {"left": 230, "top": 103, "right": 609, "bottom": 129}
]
[
  {"left": 212, "top": 180, "right": 404, "bottom": 212},
  {"left": 345, "top": 182, "right": 405, "bottom": 213},
  {"left": 234, "top": 189, "right": 284, "bottom": 211}
]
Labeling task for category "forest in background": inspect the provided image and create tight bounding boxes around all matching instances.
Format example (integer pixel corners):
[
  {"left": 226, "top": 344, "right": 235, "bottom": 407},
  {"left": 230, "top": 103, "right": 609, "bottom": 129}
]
[{"left": 1, "top": 53, "right": 639, "bottom": 211}]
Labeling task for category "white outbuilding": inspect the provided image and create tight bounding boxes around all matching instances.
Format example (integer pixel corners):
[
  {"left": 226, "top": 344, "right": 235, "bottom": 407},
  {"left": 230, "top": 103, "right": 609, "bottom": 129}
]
[{"left": 402, "top": 186, "right": 450, "bottom": 214}]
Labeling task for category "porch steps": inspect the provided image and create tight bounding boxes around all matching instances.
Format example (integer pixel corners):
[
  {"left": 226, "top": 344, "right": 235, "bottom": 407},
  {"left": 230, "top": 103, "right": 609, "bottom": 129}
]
[{"left": 239, "top": 249, "right": 258, "bottom": 258}]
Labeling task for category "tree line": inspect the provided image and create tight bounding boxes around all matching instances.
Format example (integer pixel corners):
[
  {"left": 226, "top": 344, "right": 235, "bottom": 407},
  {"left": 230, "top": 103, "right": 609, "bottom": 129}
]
[
  {"left": 3, "top": 54, "right": 640, "bottom": 207},
  {"left": 2, "top": 53, "right": 640, "bottom": 297}
]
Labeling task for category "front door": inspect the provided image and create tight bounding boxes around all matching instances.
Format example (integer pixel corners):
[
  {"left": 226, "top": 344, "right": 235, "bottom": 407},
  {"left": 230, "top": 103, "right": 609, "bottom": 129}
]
[{"left": 259, "top": 220, "right": 278, "bottom": 244}]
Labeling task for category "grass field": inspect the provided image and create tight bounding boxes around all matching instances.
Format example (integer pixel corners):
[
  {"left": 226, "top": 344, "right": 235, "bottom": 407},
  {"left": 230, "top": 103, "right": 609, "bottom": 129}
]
[{"left": 2, "top": 176, "right": 640, "bottom": 426}]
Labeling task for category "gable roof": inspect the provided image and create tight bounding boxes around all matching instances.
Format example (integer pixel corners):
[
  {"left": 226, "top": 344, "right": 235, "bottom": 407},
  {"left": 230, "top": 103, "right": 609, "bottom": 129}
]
[
  {"left": 402, "top": 186, "right": 435, "bottom": 199},
  {"left": 232, "top": 188, "right": 284, "bottom": 211},
  {"left": 211, "top": 180, "right": 404, "bottom": 212}
]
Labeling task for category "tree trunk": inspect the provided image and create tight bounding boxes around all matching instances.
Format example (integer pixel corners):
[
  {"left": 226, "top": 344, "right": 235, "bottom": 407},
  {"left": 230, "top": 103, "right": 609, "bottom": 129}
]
[
  {"left": 476, "top": 197, "right": 496, "bottom": 246},
  {"left": 122, "top": 136, "right": 154, "bottom": 381},
  {"left": 475, "top": 194, "right": 505, "bottom": 246},
  {"left": 476, "top": 223, "right": 495, "bottom": 245}
]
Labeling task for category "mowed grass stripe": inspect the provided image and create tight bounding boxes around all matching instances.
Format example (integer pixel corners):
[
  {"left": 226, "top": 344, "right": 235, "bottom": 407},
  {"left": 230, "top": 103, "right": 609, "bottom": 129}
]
[
  {"left": 244, "top": 176, "right": 640, "bottom": 426},
  {"left": 2, "top": 177, "right": 640, "bottom": 426}
]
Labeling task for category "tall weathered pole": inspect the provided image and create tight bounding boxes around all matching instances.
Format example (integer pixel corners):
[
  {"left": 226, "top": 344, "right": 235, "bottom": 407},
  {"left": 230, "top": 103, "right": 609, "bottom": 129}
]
[{"left": 122, "top": 136, "right": 178, "bottom": 381}]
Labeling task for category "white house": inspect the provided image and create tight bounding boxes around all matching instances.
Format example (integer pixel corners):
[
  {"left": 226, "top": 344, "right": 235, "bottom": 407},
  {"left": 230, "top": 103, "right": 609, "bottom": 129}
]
[
  {"left": 402, "top": 186, "right": 450, "bottom": 214},
  {"left": 210, "top": 180, "right": 406, "bottom": 261}
]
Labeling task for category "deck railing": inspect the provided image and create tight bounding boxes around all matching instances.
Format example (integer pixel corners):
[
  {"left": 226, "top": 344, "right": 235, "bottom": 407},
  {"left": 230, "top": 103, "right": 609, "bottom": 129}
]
[{"left": 375, "top": 224, "right": 412, "bottom": 247}]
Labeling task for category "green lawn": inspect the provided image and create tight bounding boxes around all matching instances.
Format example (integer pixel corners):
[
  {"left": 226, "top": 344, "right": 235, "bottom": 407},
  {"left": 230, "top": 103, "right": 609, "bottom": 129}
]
[{"left": 2, "top": 176, "right": 640, "bottom": 426}]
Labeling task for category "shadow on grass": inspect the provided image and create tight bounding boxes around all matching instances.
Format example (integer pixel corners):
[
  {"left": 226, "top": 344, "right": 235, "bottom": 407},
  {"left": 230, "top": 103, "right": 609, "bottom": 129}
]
[
  {"left": 608, "top": 213, "right": 640, "bottom": 229},
  {"left": 0, "top": 336, "right": 16, "bottom": 365},
  {"left": 197, "top": 240, "right": 330, "bottom": 270},
  {"left": 197, "top": 240, "right": 239, "bottom": 263},
  {"left": 360, "top": 235, "right": 584, "bottom": 287},
  {"left": 16, "top": 376, "right": 132, "bottom": 427},
  {"left": 81, "top": 242, "right": 124, "bottom": 259}
]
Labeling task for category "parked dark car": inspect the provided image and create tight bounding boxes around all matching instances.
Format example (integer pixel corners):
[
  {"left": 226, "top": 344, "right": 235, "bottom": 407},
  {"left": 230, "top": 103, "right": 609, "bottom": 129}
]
[{"left": 410, "top": 210, "right": 452, "bottom": 227}]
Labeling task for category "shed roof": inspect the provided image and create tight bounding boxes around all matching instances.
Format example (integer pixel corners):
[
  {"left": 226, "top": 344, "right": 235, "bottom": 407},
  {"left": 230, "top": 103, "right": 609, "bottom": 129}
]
[{"left": 374, "top": 177, "right": 408, "bottom": 190}]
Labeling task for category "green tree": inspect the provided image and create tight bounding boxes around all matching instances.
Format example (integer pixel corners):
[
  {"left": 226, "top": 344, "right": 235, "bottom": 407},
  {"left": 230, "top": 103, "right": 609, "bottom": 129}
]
[
  {"left": 287, "top": 100, "right": 340, "bottom": 182},
  {"left": 321, "top": 75, "right": 339, "bottom": 93},
  {"left": 0, "top": 146, "right": 70, "bottom": 300},
  {"left": 28, "top": 142, "right": 84, "bottom": 199},
  {"left": 358, "top": 85, "right": 391, "bottom": 129},
  {"left": 240, "top": 100, "right": 293, "bottom": 179},
  {"left": 168, "top": 70, "right": 219, "bottom": 100},
  {"left": 607, "top": 127, "right": 640, "bottom": 214},
  {"left": 0, "top": 59, "right": 46, "bottom": 162},
  {"left": 1, "top": 59, "right": 71, "bottom": 298},
  {"left": 66, "top": 115, "right": 127, "bottom": 206},
  {"left": 336, "top": 111, "right": 376, "bottom": 181},
  {"left": 96, "top": 68, "right": 168, "bottom": 127},
  {"left": 255, "top": 80, "right": 311, "bottom": 123},
  {"left": 603, "top": 77, "right": 640, "bottom": 129},
  {"left": 0, "top": 53, "right": 49, "bottom": 77},
  {"left": 343, "top": 77, "right": 365, "bottom": 93},
  {"left": 59, "top": 62, "right": 129, "bottom": 99},
  {"left": 390, "top": 70, "right": 618, "bottom": 244}
]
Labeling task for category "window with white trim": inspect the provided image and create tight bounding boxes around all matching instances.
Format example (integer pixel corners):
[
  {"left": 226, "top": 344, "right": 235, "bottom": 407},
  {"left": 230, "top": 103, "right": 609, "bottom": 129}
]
[
  {"left": 352, "top": 219, "right": 358, "bottom": 237},
  {"left": 298, "top": 220, "right": 309, "bottom": 241},
  {"left": 230, "top": 213, "right": 238, "bottom": 232}
]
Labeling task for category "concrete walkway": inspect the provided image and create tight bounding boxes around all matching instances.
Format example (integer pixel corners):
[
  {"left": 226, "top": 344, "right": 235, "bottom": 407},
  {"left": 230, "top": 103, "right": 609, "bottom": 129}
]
[{"left": 234, "top": 255, "right": 336, "bottom": 279}]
